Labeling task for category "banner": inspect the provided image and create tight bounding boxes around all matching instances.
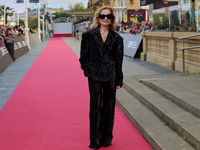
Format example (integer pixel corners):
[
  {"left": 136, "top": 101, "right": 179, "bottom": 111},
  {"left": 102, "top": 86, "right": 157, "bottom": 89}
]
[
  {"left": 119, "top": 33, "right": 143, "bottom": 58},
  {"left": 0, "top": 37, "right": 13, "bottom": 73},
  {"left": 13, "top": 36, "right": 29, "bottom": 59}
]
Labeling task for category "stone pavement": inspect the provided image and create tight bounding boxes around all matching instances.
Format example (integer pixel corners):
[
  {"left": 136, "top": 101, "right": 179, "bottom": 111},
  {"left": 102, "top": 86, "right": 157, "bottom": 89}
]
[{"left": 1, "top": 37, "right": 200, "bottom": 150}]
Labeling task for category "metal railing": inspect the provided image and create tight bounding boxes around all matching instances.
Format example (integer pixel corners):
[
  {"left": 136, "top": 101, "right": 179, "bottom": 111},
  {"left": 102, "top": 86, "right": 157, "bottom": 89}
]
[{"left": 178, "top": 34, "right": 200, "bottom": 73}]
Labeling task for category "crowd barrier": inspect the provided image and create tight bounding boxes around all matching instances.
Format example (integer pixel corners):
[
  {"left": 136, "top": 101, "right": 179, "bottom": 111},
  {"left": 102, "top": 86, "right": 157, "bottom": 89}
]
[
  {"left": 119, "top": 33, "right": 143, "bottom": 58},
  {"left": 29, "top": 34, "right": 41, "bottom": 50},
  {"left": 0, "top": 34, "right": 41, "bottom": 73},
  {"left": 0, "top": 39, "right": 13, "bottom": 73}
]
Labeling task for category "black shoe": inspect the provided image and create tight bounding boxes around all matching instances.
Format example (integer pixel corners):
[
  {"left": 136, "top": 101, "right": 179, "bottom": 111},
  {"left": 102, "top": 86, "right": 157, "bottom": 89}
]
[{"left": 89, "top": 144, "right": 101, "bottom": 150}]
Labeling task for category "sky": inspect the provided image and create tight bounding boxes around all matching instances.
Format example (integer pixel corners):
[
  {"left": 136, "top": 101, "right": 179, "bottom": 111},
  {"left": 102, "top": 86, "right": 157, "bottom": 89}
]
[{"left": 0, "top": 0, "right": 88, "bottom": 10}]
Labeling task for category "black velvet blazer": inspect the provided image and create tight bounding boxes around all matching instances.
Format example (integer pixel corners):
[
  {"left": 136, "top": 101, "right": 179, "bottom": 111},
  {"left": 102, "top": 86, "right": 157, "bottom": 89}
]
[{"left": 79, "top": 28, "right": 124, "bottom": 87}]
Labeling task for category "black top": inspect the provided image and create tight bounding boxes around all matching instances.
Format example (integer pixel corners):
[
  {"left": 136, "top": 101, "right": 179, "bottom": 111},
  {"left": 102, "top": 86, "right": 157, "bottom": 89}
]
[{"left": 79, "top": 28, "right": 124, "bottom": 87}]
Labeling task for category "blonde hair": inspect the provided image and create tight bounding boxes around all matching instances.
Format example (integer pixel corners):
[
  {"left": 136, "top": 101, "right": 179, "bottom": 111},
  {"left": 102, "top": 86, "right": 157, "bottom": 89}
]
[{"left": 92, "top": 6, "right": 116, "bottom": 31}]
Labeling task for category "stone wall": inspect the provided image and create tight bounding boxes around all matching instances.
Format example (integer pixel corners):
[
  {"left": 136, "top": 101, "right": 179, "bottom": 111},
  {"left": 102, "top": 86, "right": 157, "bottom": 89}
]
[{"left": 141, "top": 32, "right": 200, "bottom": 73}]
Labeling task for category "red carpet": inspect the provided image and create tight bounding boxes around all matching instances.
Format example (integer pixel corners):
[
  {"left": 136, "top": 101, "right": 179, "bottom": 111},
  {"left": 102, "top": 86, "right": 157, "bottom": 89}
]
[{"left": 0, "top": 38, "right": 153, "bottom": 150}]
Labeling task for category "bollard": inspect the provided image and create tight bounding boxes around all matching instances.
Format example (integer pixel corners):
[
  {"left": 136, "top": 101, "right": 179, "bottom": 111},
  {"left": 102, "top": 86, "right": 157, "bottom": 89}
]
[{"left": 5, "top": 38, "right": 15, "bottom": 61}]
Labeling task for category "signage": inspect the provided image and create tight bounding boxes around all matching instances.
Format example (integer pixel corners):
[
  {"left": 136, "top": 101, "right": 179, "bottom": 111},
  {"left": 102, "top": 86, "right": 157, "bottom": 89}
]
[
  {"left": 29, "top": 0, "right": 39, "bottom": 3},
  {"left": 16, "top": 0, "right": 24, "bottom": 3},
  {"left": 0, "top": 38, "right": 13, "bottom": 73},
  {"left": 140, "top": 0, "right": 163, "bottom": 6},
  {"left": 119, "top": 33, "right": 143, "bottom": 58},
  {"left": 13, "top": 36, "right": 29, "bottom": 59}
]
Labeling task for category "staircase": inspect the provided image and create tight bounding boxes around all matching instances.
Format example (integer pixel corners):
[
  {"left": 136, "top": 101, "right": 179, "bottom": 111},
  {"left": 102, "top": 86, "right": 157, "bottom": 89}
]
[{"left": 116, "top": 76, "right": 200, "bottom": 150}]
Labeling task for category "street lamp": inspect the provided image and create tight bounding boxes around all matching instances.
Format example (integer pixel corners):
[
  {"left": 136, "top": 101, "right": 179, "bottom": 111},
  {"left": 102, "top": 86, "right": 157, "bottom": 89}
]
[
  {"left": 38, "top": 1, "right": 40, "bottom": 40},
  {"left": 25, "top": 0, "right": 30, "bottom": 50}
]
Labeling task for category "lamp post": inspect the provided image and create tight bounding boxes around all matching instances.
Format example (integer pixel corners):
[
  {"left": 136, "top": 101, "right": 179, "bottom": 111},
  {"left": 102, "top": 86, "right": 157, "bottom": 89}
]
[
  {"left": 17, "top": 12, "right": 19, "bottom": 25},
  {"left": 38, "top": 1, "right": 40, "bottom": 40},
  {"left": 25, "top": 0, "right": 30, "bottom": 50},
  {"left": 43, "top": 14, "right": 45, "bottom": 39}
]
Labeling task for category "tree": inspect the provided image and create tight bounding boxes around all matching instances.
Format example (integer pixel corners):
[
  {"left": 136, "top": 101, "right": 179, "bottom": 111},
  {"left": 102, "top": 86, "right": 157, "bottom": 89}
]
[
  {"left": 28, "top": 17, "right": 39, "bottom": 29},
  {"left": 68, "top": 4, "right": 87, "bottom": 12},
  {"left": 0, "top": 6, "right": 13, "bottom": 25},
  {"left": 19, "top": 19, "right": 25, "bottom": 27},
  {"left": 52, "top": 11, "right": 71, "bottom": 21}
]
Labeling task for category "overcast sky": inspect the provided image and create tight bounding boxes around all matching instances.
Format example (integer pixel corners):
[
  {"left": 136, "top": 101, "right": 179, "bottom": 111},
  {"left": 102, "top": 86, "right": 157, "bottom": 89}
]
[
  {"left": 0, "top": 0, "right": 88, "bottom": 10},
  {"left": 47, "top": 0, "right": 88, "bottom": 9}
]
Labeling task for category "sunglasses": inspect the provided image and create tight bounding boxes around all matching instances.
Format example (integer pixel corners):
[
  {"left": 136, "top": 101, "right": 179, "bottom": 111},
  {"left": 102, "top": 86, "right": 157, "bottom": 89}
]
[{"left": 99, "top": 14, "right": 113, "bottom": 19}]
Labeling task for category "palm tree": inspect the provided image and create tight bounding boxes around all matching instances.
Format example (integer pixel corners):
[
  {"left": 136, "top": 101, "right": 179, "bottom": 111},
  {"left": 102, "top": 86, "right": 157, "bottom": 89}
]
[{"left": 0, "top": 6, "right": 14, "bottom": 25}]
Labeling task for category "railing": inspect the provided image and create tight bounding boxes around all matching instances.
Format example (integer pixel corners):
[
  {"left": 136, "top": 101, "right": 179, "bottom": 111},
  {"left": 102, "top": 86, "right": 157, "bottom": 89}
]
[{"left": 178, "top": 34, "right": 200, "bottom": 73}]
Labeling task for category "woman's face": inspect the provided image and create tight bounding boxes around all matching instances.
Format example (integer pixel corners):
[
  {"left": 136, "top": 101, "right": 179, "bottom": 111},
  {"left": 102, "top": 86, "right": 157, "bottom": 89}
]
[{"left": 99, "top": 9, "right": 112, "bottom": 27}]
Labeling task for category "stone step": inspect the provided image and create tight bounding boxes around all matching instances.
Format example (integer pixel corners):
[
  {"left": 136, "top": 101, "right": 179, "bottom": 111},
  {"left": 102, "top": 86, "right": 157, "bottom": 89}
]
[
  {"left": 140, "top": 79, "right": 200, "bottom": 118},
  {"left": 122, "top": 76, "right": 200, "bottom": 150},
  {"left": 116, "top": 88, "right": 195, "bottom": 150}
]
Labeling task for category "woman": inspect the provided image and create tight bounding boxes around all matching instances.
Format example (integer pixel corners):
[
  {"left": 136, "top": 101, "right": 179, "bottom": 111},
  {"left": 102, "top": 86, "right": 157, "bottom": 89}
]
[
  {"left": 79, "top": 6, "right": 123, "bottom": 150},
  {"left": 123, "top": 23, "right": 130, "bottom": 33}
]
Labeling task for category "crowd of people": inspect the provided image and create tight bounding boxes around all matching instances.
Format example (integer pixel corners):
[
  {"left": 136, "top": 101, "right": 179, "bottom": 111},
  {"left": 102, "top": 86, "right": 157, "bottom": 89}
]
[
  {"left": 115, "top": 21, "right": 157, "bottom": 34},
  {"left": 0, "top": 24, "right": 39, "bottom": 46},
  {"left": 167, "top": 23, "right": 196, "bottom": 32}
]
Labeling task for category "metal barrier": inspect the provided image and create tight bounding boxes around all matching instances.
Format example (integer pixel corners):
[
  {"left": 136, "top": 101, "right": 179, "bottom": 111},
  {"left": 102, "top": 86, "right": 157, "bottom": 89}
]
[{"left": 178, "top": 34, "right": 200, "bottom": 73}]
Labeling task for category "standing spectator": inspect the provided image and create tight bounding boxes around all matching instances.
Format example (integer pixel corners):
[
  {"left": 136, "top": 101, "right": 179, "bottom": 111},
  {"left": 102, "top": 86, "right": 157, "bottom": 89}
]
[
  {"left": 184, "top": 25, "right": 188, "bottom": 31},
  {"left": 172, "top": 24, "right": 178, "bottom": 31},
  {"left": 29, "top": 28, "right": 34, "bottom": 34},
  {"left": 129, "top": 21, "right": 136, "bottom": 33},
  {"left": 115, "top": 22, "right": 120, "bottom": 32},
  {"left": 179, "top": 24, "right": 183, "bottom": 31},
  {"left": 189, "top": 23, "right": 195, "bottom": 31},
  {"left": 118, "top": 22, "right": 123, "bottom": 33},
  {"left": 140, "top": 21, "right": 148, "bottom": 32},
  {"left": 123, "top": 23, "right": 130, "bottom": 33},
  {"left": 149, "top": 21, "right": 157, "bottom": 31}
]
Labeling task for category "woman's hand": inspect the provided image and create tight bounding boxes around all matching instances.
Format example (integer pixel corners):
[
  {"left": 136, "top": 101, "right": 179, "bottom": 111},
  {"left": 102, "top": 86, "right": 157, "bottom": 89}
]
[{"left": 116, "top": 86, "right": 121, "bottom": 90}]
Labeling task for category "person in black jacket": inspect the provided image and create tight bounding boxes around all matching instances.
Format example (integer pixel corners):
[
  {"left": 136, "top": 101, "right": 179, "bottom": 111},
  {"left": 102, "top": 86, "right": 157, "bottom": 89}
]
[{"left": 79, "top": 6, "right": 123, "bottom": 150}]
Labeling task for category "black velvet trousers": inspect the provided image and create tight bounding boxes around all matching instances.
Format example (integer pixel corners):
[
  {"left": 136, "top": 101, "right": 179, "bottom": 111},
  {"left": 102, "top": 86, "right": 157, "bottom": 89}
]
[{"left": 88, "top": 78, "right": 116, "bottom": 146}]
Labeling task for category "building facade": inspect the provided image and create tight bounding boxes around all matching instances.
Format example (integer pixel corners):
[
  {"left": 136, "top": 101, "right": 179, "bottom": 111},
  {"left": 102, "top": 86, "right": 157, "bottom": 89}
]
[{"left": 87, "top": 0, "right": 149, "bottom": 23}]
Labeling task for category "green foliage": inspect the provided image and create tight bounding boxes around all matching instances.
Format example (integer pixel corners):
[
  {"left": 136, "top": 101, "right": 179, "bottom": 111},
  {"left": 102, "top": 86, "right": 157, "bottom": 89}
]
[
  {"left": 28, "top": 17, "right": 38, "bottom": 29},
  {"left": 153, "top": 13, "right": 165, "bottom": 29},
  {"left": 19, "top": 19, "right": 25, "bottom": 27},
  {"left": 0, "top": 6, "right": 13, "bottom": 24},
  {"left": 68, "top": 4, "right": 87, "bottom": 12},
  {"left": 52, "top": 11, "right": 71, "bottom": 21}
]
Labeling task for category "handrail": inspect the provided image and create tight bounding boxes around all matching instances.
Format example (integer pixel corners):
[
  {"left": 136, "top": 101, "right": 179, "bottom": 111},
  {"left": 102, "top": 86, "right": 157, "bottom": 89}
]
[
  {"left": 179, "top": 34, "right": 200, "bottom": 73},
  {"left": 179, "top": 46, "right": 200, "bottom": 50},
  {"left": 178, "top": 34, "right": 200, "bottom": 40}
]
